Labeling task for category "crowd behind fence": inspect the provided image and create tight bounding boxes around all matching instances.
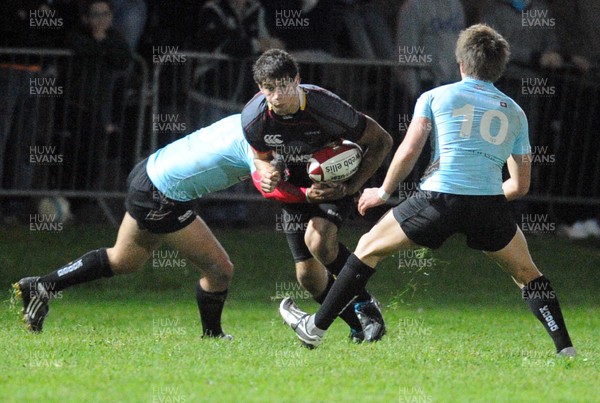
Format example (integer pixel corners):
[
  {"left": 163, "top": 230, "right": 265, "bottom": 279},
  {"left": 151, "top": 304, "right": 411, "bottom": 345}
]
[
  {"left": 1, "top": 49, "right": 599, "bottom": 217},
  {"left": 0, "top": 48, "right": 148, "bottom": 199}
]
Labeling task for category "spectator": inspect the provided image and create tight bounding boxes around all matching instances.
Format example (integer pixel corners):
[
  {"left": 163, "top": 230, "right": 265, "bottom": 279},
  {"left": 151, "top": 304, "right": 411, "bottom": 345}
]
[
  {"left": 111, "top": 0, "right": 147, "bottom": 51},
  {"left": 62, "top": 0, "right": 131, "bottom": 193},
  {"left": 185, "top": 0, "right": 284, "bottom": 125},
  {"left": 481, "top": 0, "right": 563, "bottom": 77},
  {"left": 549, "top": 0, "right": 600, "bottom": 72},
  {"left": 330, "top": 0, "right": 396, "bottom": 60},
  {"left": 396, "top": 0, "right": 466, "bottom": 99},
  {"left": 262, "top": 0, "right": 334, "bottom": 59},
  {"left": 191, "top": 0, "right": 284, "bottom": 56}
]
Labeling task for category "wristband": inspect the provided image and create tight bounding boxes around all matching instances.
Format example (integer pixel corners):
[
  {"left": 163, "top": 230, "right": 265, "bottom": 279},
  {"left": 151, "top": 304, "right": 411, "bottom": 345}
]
[{"left": 377, "top": 187, "right": 390, "bottom": 202}]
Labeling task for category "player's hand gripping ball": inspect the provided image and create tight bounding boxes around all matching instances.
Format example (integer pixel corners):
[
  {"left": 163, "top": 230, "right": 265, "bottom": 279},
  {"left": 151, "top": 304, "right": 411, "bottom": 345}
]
[{"left": 307, "top": 141, "right": 362, "bottom": 183}]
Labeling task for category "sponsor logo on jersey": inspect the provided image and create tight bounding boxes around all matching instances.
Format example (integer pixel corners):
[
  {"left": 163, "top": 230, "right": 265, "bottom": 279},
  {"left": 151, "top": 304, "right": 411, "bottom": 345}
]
[{"left": 264, "top": 134, "right": 284, "bottom": 146}]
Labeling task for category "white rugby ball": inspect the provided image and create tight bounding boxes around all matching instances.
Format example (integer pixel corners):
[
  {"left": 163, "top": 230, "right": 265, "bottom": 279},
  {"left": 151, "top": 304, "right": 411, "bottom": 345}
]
[{"left": 307, "top": 141, "right": 362, "bottom": 183}]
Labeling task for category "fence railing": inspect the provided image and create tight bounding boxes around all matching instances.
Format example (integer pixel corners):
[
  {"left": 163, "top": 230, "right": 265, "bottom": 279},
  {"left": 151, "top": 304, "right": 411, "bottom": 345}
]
[
  {"left": 0, "top": 47, "right": 148, "bottom": 200},
  {"left": 1, "top": 48, "right": 599, "bottom": 216},
  {"left": 496, "top": 68, "right": 600, "bottom": 204}
]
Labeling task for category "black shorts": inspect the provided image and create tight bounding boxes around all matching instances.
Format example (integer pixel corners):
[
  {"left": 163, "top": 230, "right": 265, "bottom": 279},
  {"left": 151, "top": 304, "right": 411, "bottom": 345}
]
[
  {"left": 125, "top": 159, "right": 197, "bottom": 234},
  {"left": 282, "top": 197, "right": 355, "bottom": 262},
  {"left": 392, "top": 190, "right": 517, "bottom": 252}
]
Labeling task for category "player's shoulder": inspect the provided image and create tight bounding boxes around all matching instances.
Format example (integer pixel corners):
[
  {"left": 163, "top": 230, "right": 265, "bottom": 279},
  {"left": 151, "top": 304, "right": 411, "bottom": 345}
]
[
  {"left": 301, "top": 84, "right": 346, "bottom": 105},
  {"left": 415, "top": 82, "right": 456, "bottom": 107},
  {"left": 301, "top": 83, "right": 362, "bottom": 120},
  {"left": 496, "top": 88, "right": 523, "bottom": 111},
  {"left": 241, "top": 91, "right": 268, "bottom": 137},
  {"left": 302, "top": 84, "right": 365, "bottom": 132},
  {"left": 432, "top": 80, "right": 467, "bottom": 97}
]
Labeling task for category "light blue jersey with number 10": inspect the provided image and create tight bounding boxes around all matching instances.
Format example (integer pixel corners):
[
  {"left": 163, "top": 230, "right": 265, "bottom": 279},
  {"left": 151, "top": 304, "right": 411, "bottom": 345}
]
[{"left": 414, "top": 77, "right": 530, "bottom": 196}]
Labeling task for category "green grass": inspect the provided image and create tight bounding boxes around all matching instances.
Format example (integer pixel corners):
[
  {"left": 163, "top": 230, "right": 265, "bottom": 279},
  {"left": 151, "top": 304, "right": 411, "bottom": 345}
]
[{"left": 1, "top": 224, "right": 599, "bottom": 402}]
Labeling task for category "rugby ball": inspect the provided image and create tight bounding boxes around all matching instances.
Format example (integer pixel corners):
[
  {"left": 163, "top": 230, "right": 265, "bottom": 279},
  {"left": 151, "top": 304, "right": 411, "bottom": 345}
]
[
  {"left": 307, "top": 141, "right": 362, "bottom": 183},
  {"left": 38, "top": 196, "right": 72, "bottom": 223}
]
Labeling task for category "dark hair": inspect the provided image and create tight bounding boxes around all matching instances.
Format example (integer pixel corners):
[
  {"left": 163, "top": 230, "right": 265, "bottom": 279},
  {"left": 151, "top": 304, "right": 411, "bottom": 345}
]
[
  {"left": 455, "top": 24, "right": 510, "bottom": 82},
  {"left": 252, "top": 49, "right": 299, "bottom": 85},
  {"left": 79, "top": 0, "right": 114, "bottom": 18}
]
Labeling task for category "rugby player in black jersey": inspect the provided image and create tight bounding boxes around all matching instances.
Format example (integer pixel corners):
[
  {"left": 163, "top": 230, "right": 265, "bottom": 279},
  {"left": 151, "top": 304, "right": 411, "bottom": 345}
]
[{"left": 243, "top": 49, "right": 393, "bottom": 342}]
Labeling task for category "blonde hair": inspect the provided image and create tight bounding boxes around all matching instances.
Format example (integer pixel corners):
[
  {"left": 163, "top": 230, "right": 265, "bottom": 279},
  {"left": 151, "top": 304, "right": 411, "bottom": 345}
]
[{"left": 455, "top": 24, "right": 510, "bottom": 82}]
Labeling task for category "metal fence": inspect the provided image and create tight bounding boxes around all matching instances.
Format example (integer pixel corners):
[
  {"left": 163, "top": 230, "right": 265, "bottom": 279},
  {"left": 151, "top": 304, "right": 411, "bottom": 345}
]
[
  {"left": 1, "top": 49, "right": 599, "bottom": 223},
  {"left": 496, "top": 68, "right": 600, "bottom": 205},
  {"left": 0, "top": 48, "right": 148, "bottom": 197}
]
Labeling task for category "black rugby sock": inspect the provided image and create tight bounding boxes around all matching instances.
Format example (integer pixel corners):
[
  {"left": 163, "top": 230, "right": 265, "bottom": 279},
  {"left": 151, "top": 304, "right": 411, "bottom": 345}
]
[
  {"left": 314, "top": 272, "right": 362, "bottom": 331},
  {"left": 325, "top": 243, "right": 371, "bottom": 303},
  {"left": 39, "top": 248, "right": 113, "bottom": 292},
  {"left": 315, "top": 254, "right": 375, "bottom": 331},
  {"left": 522, "top": 276, "right": 573, "bottom": 352},
  {"left": 196, "top": 282, "right": 227, "bottom": 337}
]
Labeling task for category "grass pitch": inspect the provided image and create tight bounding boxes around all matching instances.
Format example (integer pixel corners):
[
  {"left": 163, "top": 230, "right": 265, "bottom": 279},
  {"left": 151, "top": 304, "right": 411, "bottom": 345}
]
[{"left": 1, "top": 222, "right": 599, "bottom": 402}]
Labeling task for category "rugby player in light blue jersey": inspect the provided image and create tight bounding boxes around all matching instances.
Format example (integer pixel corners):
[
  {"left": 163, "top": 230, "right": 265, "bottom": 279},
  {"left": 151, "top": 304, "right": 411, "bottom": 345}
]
[
  {"left": 280, "top": 24, "right": 576, "bottom": 357},
  {"left": 13, "top": 114, "right": 308, "bottom": 338}
]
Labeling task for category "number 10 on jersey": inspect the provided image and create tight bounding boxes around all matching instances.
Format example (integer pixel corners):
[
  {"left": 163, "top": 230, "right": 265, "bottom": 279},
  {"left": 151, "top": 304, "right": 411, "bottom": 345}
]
[{"left": 452, "top": 104, "right": 509, "bottom": 145}]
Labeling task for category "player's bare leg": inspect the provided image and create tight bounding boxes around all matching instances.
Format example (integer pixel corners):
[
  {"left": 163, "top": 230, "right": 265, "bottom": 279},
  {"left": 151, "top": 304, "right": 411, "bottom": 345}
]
[
  {"left": 164, "top": 215, "right": 234, "bottom": 338},
  {"left": 164, "top": 216, "right": 233, "bottom": 291},
  {"left": 313, "top": 210, "right": 417, "bottom": 335},
  {"left": 483, "top": 227, "right": 541, "bottom": 286},
  {"left": 294, "top": 259, "right": 328, "bottom": 296},
  {"left": 305, "top": 216, "right": 387, "bottom": 341},
  {"left": 485, "top": 227, "right": 575, "bottom": 356},
  {"left": 13, "top": 212, "right": 158, "bottom": 332},
  {"left": 280, "top": 211, "right": 415, "bottom": 345},
  {"left": 354, "top": 211, "right": 420, "bottom": 266},
  {"left": 107, "top": 212, "right": 162, "bottom": 274},
  {"left": 304, "top": 217, "right": 339, "bottom": 265}
]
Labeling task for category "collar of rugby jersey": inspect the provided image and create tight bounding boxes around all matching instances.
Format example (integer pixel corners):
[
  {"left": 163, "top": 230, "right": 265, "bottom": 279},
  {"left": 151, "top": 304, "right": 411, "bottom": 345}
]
[
  {"left": 462, "top": 76, "right": 496, "bottom": 89},
  {"left": 266, "top": 86, "right": 307, "bottom": 118}
]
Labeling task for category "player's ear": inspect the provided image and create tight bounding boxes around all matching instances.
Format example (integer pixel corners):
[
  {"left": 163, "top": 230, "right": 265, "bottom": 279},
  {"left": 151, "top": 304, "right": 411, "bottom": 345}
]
[{"left": 293, "top": 74, "right": 300, "bottom": 85}]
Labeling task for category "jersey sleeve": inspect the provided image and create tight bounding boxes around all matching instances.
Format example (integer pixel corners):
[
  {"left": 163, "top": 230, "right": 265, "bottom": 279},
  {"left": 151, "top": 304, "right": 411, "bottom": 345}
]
[
  {"left": 511, "top": 108, "right": 530, "bottom": 155},
  {"left": 241, "top": 93, "right": 271, "bottom": 153},
  {"left": 306, "top": 85, "right": 367, "bottom": 142},
  {"left": 413, "top": 91, "right": 434, "bottom": 120},
  {"left": 251, "top": 171, "right": 308, "bottom": 203}
]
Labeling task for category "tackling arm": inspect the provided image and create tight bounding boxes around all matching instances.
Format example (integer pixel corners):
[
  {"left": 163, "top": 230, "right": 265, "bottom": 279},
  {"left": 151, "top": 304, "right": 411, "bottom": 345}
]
[
  {"left": 251, "top": 159, "right": 347, "bottom": 204},
  {"left": 357, "top": 116, "right": 431, "bottom": 215},
  {"left": 251, "top": 170, "right": 308, "bottom": 203},
  {"left": 252, "top": 149, "right": 281, "bottom": 193},
  {"left": 503, "top": 154, "right": 531, "bottom": 201}
]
